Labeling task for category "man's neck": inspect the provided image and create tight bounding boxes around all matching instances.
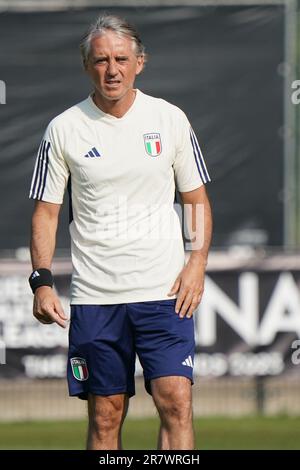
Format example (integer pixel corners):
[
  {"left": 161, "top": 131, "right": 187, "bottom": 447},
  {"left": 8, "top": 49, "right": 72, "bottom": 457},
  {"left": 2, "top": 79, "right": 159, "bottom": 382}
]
[{"left": 92, "top": 88, "right": 137, "bottom": 118}]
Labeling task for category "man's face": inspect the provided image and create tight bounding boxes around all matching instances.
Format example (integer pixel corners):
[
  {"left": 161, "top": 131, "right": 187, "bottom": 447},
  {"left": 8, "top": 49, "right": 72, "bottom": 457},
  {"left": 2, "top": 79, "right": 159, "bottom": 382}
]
[{"left": 85, "top": 30, "right": 144, "bottom": 101}]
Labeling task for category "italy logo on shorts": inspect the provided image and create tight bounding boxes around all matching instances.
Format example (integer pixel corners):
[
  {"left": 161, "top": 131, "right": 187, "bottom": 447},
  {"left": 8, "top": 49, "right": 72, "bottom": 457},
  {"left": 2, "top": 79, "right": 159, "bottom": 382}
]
[
  {"left": 143, "top": 133, "right": 162, "bottom": 157},
  {"left": 70, "top": 357, "right": 89, "bottom": 381}
]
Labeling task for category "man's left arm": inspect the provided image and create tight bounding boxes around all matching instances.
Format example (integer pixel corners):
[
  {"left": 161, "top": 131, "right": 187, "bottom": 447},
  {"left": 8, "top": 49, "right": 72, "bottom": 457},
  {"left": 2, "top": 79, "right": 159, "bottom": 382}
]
[{"left": 168, "top": 185, "right": 213, "bottom": 318}]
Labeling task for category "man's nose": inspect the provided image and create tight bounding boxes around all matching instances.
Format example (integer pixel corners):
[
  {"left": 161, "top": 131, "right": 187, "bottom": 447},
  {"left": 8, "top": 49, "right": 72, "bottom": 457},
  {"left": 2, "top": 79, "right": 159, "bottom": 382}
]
[{"left": 107, "top": 59, "right": 118, "bottom": 76}]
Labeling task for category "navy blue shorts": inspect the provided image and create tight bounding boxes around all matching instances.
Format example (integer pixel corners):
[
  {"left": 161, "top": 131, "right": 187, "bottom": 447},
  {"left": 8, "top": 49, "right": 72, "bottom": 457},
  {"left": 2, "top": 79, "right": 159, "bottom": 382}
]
[{"left": 67, "top": 299, "right": 195, "bottom": 399}]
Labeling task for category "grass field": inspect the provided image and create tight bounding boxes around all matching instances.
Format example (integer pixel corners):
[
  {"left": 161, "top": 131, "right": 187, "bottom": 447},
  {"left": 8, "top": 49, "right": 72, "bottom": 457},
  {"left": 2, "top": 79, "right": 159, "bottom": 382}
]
[{"left": 0, "top": 416, "right": 299, "bottom": 450}]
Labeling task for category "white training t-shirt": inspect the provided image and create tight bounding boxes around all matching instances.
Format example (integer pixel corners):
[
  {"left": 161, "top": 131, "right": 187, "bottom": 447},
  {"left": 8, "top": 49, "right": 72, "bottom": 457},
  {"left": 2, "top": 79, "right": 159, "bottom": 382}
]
[{"left": 29, "top": 89, "right": 211, "bottom": 304}]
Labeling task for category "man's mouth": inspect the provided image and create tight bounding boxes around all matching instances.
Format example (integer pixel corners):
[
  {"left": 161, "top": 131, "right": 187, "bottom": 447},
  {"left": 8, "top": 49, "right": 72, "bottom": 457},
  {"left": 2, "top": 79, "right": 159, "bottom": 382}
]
[{"left": 105, "top": 80, "right": 121, "bottom": 86}]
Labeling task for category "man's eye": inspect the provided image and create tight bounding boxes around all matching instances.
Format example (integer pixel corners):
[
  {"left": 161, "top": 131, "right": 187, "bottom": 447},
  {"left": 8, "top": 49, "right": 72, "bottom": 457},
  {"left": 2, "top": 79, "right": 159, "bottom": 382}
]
[
  {"left": 117, "top": 58, "right": 127, "bottom": 62},
  {"left": 95, "top": 59, "right": 106, "bottom": 64}
]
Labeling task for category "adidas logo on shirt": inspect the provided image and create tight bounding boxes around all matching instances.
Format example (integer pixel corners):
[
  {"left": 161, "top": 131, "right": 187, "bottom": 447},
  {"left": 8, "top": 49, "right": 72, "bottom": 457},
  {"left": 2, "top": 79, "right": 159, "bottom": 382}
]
[
  {"left": 182, "top": 355, "right": 194, "bottom": 368},
  {"left": 84, "top": 147, "right": 101, "bottom": 158}
]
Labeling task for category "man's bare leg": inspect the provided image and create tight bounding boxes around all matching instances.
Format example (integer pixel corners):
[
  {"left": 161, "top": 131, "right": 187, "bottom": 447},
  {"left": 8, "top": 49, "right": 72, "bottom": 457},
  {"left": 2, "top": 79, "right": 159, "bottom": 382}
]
[
  {"left": 157, "top": 423, "right": 170, "bottom": 450},
  {"left": 151, "top": 376, "right": 194, "bottom": 450},
  {"left": 87, "top": 393, "right": 129, "bottom": 450}
]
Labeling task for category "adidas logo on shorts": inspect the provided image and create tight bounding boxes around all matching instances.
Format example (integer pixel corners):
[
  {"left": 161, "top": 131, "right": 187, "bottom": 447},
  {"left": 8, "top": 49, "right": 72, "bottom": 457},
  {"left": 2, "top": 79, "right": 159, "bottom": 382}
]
[{"left": 182, "top": 355, "right": 194, "bottom": 368}]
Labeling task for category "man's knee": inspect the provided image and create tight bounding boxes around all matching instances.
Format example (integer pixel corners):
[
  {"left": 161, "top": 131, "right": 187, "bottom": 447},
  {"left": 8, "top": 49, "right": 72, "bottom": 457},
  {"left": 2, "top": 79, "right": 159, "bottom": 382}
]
[
  {"left": 151, "top": 377, "right": 193, "bottom": 425},
  {"left": 157, "top": 396, "right": 192, "bottom": 425},
  {"left": 88, "top": 394, "right": 127, "bottom": 436}
]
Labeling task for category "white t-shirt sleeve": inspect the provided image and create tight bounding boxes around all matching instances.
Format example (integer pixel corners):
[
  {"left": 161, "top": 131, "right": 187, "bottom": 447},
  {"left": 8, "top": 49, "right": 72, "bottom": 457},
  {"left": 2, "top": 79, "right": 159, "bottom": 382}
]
[
  {"left": 173, "top": 110, "right": 211, "bottom": 192},
  {"left": 28, "top": 120, "right": 70, "bottom": 204}
]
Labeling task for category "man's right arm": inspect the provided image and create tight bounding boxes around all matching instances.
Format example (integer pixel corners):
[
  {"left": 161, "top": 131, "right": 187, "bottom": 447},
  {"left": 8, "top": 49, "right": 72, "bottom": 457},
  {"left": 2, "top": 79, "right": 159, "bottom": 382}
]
[{"left": 30, "top": 200, "right": 68, "bottom": 328}]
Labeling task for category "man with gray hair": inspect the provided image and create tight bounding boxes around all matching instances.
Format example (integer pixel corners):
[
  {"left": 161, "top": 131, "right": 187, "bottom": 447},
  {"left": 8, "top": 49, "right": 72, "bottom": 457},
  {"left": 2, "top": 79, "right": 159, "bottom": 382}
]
[{"left": 28, "top": 14, "right": 212, "bottom": 450}]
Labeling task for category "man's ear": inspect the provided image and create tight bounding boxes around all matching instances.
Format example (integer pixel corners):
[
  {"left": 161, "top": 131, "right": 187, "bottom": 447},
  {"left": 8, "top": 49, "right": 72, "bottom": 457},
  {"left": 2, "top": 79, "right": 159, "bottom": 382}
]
[
  {"left": 82, "top": 56, "right": 91, "bottom": 72},
  {"left": 136, "top": 55, "right": 145, "bottom": 75}
]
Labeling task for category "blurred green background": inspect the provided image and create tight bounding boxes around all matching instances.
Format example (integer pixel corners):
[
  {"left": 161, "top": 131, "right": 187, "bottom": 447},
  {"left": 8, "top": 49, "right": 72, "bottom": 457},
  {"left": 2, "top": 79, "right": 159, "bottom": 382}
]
[{"left": 0, "top": 417, "right": 299, "bottom": 450}]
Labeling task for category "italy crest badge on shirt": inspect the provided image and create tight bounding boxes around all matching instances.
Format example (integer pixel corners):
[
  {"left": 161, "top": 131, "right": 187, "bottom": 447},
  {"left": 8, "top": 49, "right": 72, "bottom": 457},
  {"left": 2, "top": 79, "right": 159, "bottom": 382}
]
[{"left": 143, "top": 133, "right": 162, "bottom": 157}]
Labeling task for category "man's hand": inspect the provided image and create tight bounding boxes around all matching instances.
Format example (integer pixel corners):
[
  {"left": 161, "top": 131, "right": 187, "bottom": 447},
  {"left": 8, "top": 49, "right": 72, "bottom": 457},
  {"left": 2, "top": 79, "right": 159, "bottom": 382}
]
[
  {"left": 33, "top": 286, "right": 68, "bottom": 328},
  {"left": 167, "top": 258, "right": 206, "bottom": 318}
]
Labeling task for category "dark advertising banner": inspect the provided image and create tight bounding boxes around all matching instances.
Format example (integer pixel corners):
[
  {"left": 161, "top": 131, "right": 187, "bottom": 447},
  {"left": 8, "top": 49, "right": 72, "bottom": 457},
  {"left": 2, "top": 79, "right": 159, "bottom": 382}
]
[
  {"left": 196, "top": 270, "right": 300, "bottom": 378},
  {"left": 0, "top": 263, "right": 299, "bottom": 379},
  {"left": 0, "top": 5, "right": 284, "bottom": 249}
]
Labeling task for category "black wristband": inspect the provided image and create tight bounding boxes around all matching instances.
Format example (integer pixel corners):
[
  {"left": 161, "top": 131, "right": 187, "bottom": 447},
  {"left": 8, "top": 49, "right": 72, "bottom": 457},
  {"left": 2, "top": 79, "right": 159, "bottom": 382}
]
[{"left": 28, "top": 268, "right": 54, "bottom": 294}]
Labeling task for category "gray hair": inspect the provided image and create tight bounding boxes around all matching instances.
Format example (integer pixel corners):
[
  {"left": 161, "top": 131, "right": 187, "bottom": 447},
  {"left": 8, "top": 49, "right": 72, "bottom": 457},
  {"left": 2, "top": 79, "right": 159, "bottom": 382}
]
[{"left": 80, "top": 14, "right": 147, "bottom": 66}]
